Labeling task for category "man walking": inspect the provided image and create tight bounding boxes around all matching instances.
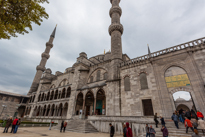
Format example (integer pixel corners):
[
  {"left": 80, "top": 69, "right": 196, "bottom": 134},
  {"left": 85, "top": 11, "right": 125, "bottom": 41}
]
[
  {"left": 161, "top": 125, "right": 168, "bottom": 137},
  {"left": 13, "top": 118, "right": 21, "bottom": 133},
  {"left": 149, "top": 125, "right": 156, "bottom": 137},
  {"left": 160, "top": 116, "right": 166, "bottom": 127},
  {"left": 185, "top": 117, "right": 194, "bottom": 133},
  {"left": 145, "top": 124, "right": 150, "bottom": 137},
  {"left": 3, "top": 117, "right": 12, "bottom": 133},
  {"left": 109, "top": 123, "right": 115, "bottom": 137},
  {"left": 60, "top": 120, "right": 64, "bottom": 132},
  {"left": 171, "top": 113, "right": 179, "bottom": 129},
  {"left": 154, "top": 113, "right": 159, "bottom": 128},
  {"left": 10, "top": 117, "right": 18, "bottom": 133},
  {"left": 123, "top": 124, "right": 127, "bottom": 137}
]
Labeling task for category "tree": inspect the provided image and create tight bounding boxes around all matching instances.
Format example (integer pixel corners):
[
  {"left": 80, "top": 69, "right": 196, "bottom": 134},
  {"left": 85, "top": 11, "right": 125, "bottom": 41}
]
[{"left": 0, "top": 0, "right": 49, "bottom": 39}]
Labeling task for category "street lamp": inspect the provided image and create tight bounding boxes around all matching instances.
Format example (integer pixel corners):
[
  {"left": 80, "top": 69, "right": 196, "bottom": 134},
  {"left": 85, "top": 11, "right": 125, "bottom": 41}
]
[{"left": 0, "top": 105, "right": 7, "bottom": 117}]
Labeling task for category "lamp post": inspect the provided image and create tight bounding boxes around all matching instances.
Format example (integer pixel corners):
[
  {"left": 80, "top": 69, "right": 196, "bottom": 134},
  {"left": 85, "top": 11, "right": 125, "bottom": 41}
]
[{"left": 0, "top": 105, "right": 7, "bottom": 117}]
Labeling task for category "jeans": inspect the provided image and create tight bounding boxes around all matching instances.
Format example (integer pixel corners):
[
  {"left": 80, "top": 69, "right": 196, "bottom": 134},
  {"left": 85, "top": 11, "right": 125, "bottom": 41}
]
[
  {"left": 3, "top": 127, "right": 9, "bottom": 133},
  {"left": 63, "top": 127, "right": 66, "bottom": 132},
  {"left": 174, "top": 121, "right": 179, "bottom": 129},
  {"left": 10, "top": 125, "right": 16, "bottom": 133},
  {"left": 110, "top": 135, "right": 114, "bottom": 137},
  {"left": 13, "top": 125, "right": 19, "bottom": 133},
  {"left": 146, "top": 133, "right": 150, "bottom": 137},
  {"left": 186, "top": 127, "right": 194, "bottom": 133}
]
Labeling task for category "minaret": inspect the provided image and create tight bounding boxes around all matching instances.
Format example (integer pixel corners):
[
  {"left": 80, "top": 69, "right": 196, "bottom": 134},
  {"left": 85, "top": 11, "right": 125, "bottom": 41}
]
[
  {"left": 28, "top": 26, "right": 57, "bottom": 94},
  {"left": 109, "top": 0, "right": 123, "bottom": 79},
  {"left": 109, "top": 0, "right": 123, "bottom": 60}
]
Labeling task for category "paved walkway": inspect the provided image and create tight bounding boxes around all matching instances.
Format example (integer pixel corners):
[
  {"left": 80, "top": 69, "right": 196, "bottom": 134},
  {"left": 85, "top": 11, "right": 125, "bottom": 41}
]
[{"left": 0, "top": 127, "right": 121, "bottom": 137}]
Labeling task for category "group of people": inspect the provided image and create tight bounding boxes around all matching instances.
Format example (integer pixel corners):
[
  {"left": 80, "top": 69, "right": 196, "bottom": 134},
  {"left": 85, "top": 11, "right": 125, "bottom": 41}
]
[
  {"left": 3, "top": 117, "right": 21, "bottom": 134},
  {"left": 60, "top": 120, "right": 67, "bottom": 132},
  {"left": 109, "top": 122, "right": 133, "bottom": 137},
  {"left": 171, "top": 109, "right": 205, "bottom": 136}
]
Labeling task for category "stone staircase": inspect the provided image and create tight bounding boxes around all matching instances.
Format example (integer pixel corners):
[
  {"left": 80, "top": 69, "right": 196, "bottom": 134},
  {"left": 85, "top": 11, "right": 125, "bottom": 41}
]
[
  {"left": 53, "top": 120, "right": 98, "bottom": 133},
  {"left": 140, "top": 121, "right": 205, "bottom": 137}
]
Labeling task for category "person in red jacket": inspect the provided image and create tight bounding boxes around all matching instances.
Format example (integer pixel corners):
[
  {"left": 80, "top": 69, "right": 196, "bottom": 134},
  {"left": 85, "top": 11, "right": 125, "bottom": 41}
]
[
  {"left": 10, "top": 117, "right": 18, "bottom": 133},
  {"left": 197, "top": 110, "right": 204, "bottom": 120},
  {"left": 126, "top": 122, "right": 133, "bottom": 137},
  {"left": 184, "top": 117, "right": 194, "bottom": 133}
]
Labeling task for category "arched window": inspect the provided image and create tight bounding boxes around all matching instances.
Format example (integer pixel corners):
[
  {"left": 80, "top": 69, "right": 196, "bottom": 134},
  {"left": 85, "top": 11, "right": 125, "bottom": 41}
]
[
  {"left": 5, "top": 97, "right": 9, "bottom": 101},
  {"left": 124, "top": 76, "right": 131, "bottom": 91},
  {"left": 0, "top": 96, "right": 3, "bottom": 100},
  {"left": 140, "top": 73, "right": 148, "bottom": 89},
  {"left": 104, "top": 72, "right": 108, "bottom": 80},
  {"left": 66, "top": 87, "right": 71, "bottom": 98},
  {"left": 96, "top": 70, "right": 101, "bottom": 81},
  {"left": 90, "top": 76, "right": 93, "bottom": 83},
  {"left": 32, "top": 95, "right": 35, "bottom": 102},
  {"left": 38, "top": 94, "right": 41, "bottom": 102}
]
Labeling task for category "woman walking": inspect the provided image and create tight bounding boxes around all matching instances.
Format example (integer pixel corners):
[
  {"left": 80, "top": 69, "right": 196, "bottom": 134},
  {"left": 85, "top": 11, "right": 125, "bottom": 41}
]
[{"left": 3, "top": 117, "right": 12, "bottom": 133}]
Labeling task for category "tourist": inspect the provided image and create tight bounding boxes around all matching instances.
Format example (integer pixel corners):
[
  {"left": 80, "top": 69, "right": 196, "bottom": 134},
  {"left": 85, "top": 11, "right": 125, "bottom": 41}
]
[
  {"left": 191, "top": 118, "right": 198, "bottom": 129},
  {"left": 60, "top": 120, "right": 64, "bottom": 132},
  {"left": 149, "top": 125, "right": 156, "bottom": 137},
  {"left": 191, "top": 109, "right": 198, "bottom": 120},
  {"left": 13, "top": 118, "right": 21, "bottom": 133},
  {"left": 171, "top": 113, "right": 179, "bottom": 129},
  {"left": 123, "top": 124, "right": 127, "bottom": 137},
  {"left": 181, "top": 111, "right": 186, "bottom": 123},
  {"left": 161, "top": 125, "right": 168, "bottom": 137},
  {"left": 3, "top": 116, "right": 12, "bottom": 133},
  {"left": 185, "top": 110, "right": 191, "bottom": 120},
  {"left": 126, "top": 122, "right": 133, "bottom": 137},
  {"left": 179, "top": 108, "right": 183, "bottom": 115},
  {"left": 154, "top": 113, "right": 159, "bottom": 128},
  {"left": 197, "top": 118, "right": 205, "bottom": 132},
  {"left": 185, "top": 117, "right": 194, "bottom": 133},
  {"left": 160, "top": 116, "right": 166, "bottom": 127},
  {"left": 63, "top": 121, "right": 67, "bottom": 132},
  {"left": 192, "top": 129, "right": 201, "bottom": 137},
  {"left": 145, "top": 124, "right": 150, "bottom": 137},
  {"left": 10, "top": 117, "right": 18, "bottom": 133},
  {"left": 109, "top": 123, "right": 115, "bottom": 137},
  {"left": 197, "top": 110, "right": 204, "bottom": 120}
]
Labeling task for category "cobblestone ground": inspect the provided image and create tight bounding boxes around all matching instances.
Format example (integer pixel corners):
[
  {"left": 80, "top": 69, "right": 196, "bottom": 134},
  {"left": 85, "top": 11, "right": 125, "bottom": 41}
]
[{"left": 0, "top": 127, "right": 121, "bottom": 137}]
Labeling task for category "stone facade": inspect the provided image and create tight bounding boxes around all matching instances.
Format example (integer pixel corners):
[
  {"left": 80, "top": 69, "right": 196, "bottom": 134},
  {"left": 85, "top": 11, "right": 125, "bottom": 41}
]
[
  {"left": 0, "top": 90, "right": 29, "bottom": 119},
  {"left": 25, "top": 0, "right": 205, "bottom": 126}
]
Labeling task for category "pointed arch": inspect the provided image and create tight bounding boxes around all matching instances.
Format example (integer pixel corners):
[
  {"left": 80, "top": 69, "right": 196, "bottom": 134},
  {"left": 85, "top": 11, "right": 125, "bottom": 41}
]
[
  {"left": 140, "top": 73, "right": 148, "bottom": 89},
  {"left": 66, "top": 87, "right": 71, "bottom": 98}
]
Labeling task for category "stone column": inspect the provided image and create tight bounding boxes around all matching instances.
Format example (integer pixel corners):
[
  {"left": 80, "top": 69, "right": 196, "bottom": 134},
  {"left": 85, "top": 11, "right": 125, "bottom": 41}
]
[
  {"left": 94, "top": 98, "right": 97, "bottom": 115},
  {"left": 82, "top": 99, "right": 85, "bottom": 115}
]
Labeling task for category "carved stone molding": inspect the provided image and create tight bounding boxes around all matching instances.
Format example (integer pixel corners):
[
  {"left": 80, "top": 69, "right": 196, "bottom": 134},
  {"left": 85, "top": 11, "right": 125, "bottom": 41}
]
[
  {"left": 36, "top": 65, "right": 46, "bottom": 71},
  {"left": 110, "top": 0, "right": 121, "bottom": 4},
  {"left": 46, "top": 42, "right": 53, "bottom": 48},
  {"left": 108, "top": 23, "right": 124, "bottom": 35},
  {"left": 41, "top": 52, "right": 50, "bottom": 59},
  {"left": 109, "top": 6, "right": 122, "bottom": 17}
]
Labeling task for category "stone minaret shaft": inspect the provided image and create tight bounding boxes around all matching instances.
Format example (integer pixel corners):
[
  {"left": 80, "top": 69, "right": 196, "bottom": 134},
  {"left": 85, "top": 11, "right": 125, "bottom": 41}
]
[
  {"left": 109, "top": 0, "right": 123, "bottom": 80},
  {"left": 109, "top": 0, "right": 123, "bottom": 60},
  {"left": 28, "top": 26, "right": 57, "bottom": 94}
]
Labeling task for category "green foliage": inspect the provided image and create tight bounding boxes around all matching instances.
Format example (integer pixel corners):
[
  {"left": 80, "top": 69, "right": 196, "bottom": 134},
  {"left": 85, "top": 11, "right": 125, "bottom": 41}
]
[
  {"left": 0, "top": 0, "right": 49, "bottom": 39},
  {"left": 0, "top": 120, "right": 3, "bottom": 123}
]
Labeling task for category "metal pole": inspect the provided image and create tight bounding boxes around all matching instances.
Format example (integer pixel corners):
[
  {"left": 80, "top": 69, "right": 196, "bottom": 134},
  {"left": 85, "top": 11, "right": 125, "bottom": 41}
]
[{"left": 0, "top": 107, "right": 5, "bottom": 117}]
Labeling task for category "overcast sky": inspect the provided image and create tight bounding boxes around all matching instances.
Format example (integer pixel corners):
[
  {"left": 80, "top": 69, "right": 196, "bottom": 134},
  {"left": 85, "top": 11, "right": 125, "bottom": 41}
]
[{"left": 0, "top": 0, "right": 205, "bottom": 97}]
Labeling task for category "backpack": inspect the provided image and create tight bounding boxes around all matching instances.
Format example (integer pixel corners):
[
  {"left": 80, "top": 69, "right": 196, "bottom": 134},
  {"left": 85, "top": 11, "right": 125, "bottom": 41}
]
[{"left": 193, "top": 122, "right": 198, "bottom": 127}]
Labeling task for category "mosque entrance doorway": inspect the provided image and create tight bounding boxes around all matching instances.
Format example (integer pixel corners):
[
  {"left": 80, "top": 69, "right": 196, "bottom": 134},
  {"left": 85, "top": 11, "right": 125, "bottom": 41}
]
[
  {"left": 96, "top": 89, "right": 106, "bottom": 115},
  {"left": 173, "top": 91, "right": 196, "bottom": 113},
  {"left": 142, "top": 99, "right": 154, "bottom": 116},
  {"left": 85, "top": 91, "right": 94, "bottom": 116}
]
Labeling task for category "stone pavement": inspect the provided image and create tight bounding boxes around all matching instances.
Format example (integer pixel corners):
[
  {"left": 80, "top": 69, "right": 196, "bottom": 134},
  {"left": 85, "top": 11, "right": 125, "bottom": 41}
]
[{"left": 0, "top": 127, "right": 121, "bottom": 137}]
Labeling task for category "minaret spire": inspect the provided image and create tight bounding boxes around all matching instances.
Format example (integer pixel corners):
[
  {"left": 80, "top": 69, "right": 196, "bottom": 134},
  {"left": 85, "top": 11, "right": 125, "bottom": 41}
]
[
  {"left": 109, "top": 0, "right": 123, "bottom": 80},
  {"left": 109, "top": 0, "right": 123, "bottom": 60},
  {"left": 28, "top": 26, "right": 57, "bottom": 94}
]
